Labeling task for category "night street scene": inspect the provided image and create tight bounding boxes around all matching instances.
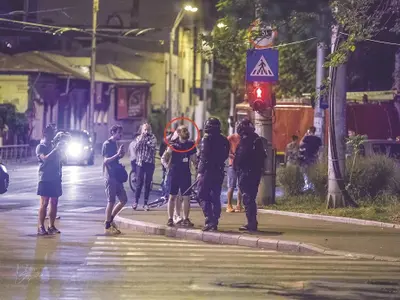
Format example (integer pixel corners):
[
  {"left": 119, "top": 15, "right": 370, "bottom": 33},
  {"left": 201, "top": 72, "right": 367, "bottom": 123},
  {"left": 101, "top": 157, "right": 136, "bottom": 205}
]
[{"left": 0, "top": 0, "right": 400, "bottom": 299}]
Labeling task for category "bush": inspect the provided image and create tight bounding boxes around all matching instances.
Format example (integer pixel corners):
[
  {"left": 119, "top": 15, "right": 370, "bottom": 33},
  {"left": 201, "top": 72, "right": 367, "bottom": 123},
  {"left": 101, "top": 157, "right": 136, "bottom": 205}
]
[
  {"left": 389, "top": 168, "right": 400, "bottom": 196},
  {"left": 307, "top": 157, "right": 328, "bottom": 197},
  {"left": 277, "top": 165, "right": 304, "bottom": 196},
  {"left": 347, "top": 155, "right": 396, "bottom": 199},
  {"left": 306, "top": 154, "right": 398, "bottom": 201}
]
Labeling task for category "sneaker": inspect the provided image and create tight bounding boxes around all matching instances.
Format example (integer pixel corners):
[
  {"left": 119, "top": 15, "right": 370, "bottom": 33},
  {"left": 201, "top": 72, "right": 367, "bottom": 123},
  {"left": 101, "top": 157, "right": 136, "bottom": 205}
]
[
  {"left": 167, "top": 219, "right": 174, "bottom": 227},
  {"left": 132, "top": 203, "right": 138, "bottom": 210},
  {"left": 239, "top": 224, "right": 258, "bottom": 232},
  {"left": 226, "top": 205, "right": 235, "bottom": 213},
  {"left": 47, "top": 226, "right": 61, "bottom": 235},
  {"left": 37, "top": 226, "right": 48, "bottom": 236},
  {"left": 174, "top": 215, "right": 184, "bottom": 225},
  {"left": 183, "top": 218, "right": 194, "bottom": 227},
  {"left": 143, "top": 205, "right": 149, "bottom": 211},
  {"left": 202, "top": 224, "right": 217, "bottom": 232},
  {"left": 110, "top": 222, "right": 121, "bottom": 234}
]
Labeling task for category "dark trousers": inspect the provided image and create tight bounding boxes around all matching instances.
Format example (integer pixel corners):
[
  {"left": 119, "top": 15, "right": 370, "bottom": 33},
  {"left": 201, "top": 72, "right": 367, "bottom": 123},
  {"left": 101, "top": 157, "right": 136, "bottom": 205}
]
[
  {"left": 197, "top": 171, "right": 224, "bottom": 226},
  {"left": 135, "top": 162, "right": 155, "bottom": 204},
  {"left": 238, "top": 171, "right": 261, "bottom": 228}
]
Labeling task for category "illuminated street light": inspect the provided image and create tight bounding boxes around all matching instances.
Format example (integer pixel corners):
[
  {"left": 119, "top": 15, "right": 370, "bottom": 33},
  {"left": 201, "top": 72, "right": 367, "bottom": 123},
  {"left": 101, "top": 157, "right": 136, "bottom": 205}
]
[
  {"left": 167, "top": 5, "right": 198, "bottom": 121},
  {"left": 217, "top": 22, "right": 226, "bottom": 29},
  {"left": 184, "top": 5, "right": 198, "bottom": 12}
]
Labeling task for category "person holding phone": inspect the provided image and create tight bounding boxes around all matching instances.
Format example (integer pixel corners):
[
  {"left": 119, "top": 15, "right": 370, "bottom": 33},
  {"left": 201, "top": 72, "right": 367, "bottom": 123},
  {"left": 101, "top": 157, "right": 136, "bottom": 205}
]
[
  {"left": 132, "top": 123, "right": 157, "bottom": 211},
  {"left": 102, "top": 125, "right": 128, "bottom": 235}
]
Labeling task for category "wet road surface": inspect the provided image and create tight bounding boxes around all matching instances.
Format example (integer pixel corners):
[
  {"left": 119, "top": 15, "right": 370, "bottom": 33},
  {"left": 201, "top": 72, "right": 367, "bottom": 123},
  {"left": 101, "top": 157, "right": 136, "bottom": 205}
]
[{"left": 0, "top": 161, "right": 399, "bottom": 299}]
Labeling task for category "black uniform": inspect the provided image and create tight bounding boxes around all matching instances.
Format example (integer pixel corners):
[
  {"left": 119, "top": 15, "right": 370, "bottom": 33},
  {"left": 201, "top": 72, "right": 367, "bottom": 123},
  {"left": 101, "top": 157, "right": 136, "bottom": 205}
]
[
  {"left": 197, "top": 132, "right": 229, "bottom": 229},
  {"left": 233, "top": 131, "right": 266, "bottom": 230}
]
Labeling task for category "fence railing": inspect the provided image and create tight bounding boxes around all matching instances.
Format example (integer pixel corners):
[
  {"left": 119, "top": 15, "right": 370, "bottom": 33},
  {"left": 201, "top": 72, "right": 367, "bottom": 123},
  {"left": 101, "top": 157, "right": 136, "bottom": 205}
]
[{"left": 0, "top": 145, "right": 35, "bottom": 163}]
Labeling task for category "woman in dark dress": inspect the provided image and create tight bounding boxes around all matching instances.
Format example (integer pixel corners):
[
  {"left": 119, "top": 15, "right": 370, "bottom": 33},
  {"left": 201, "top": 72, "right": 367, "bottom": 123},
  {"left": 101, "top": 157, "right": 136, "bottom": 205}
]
[{"left": 36, "top": 125, "right": 67, "bottom": 236}]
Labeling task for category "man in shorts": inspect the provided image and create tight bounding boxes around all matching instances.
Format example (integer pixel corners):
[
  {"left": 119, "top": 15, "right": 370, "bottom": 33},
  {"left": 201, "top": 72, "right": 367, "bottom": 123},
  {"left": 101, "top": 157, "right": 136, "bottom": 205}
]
[
  {"left": 102, "top": 125, "right": 128, "bottom": 235},
  {"left": 161, "top": 125, "right": 197, "bottom": 227}
]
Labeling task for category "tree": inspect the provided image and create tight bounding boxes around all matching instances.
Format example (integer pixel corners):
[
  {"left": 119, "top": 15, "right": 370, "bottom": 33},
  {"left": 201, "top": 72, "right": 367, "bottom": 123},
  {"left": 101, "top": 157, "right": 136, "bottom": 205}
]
[
  {"left": 325, "top": 0, "right": 400, "bottom": 208},
  {"left": 0, "top": 104, "right": 29, "bottom": 144},
  {"left": 207, "top": 0, "right": 400, "bottom": 208}
]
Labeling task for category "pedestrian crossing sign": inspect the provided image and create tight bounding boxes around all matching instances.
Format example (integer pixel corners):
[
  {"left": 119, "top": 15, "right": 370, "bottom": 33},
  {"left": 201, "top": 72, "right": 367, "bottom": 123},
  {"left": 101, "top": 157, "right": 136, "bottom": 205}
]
[{"left": 246, "top": 49, "right": 279, "bottom": 82}]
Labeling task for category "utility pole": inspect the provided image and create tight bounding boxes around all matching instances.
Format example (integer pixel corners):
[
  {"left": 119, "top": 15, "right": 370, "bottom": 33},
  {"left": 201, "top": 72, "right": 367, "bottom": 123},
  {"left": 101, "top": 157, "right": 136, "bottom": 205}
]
[
  {"left": 327, "top": 24, "right": 348, "bottom": 208},
  {"left": 254, "top": 2, "right": 275, "bottom": 206},
  {"left": 88, "top": 0, "right": 99, "bottom": 133},
  {"left": 313, "top": 42, "right": 326, "bottom": 146}
]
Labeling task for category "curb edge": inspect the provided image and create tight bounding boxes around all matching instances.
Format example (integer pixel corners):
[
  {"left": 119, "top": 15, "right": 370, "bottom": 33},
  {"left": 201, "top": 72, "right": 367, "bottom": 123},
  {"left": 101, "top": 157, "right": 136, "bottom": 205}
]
[
  {"left": 114, "top": 216, "right": 400, "bottom": 262},
  {"left": 258, "top": 209, "right": 400, "bottom": 229}
]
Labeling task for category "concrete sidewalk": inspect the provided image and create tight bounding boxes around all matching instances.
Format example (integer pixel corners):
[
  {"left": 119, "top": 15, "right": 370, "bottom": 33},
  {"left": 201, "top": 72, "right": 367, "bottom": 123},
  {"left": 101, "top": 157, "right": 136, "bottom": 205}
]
[{"left": 116, "top": 208, "right": 400, "bottom": 260}]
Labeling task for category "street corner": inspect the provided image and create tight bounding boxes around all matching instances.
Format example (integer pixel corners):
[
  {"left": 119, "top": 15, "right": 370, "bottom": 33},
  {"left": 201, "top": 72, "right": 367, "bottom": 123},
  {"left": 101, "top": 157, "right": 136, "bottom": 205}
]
[
  {"left": 298, "top": 242, "right": 328, "bottom": 255},
  {"left": 277, "top": 240, "right": 301, "bottom": 253}
]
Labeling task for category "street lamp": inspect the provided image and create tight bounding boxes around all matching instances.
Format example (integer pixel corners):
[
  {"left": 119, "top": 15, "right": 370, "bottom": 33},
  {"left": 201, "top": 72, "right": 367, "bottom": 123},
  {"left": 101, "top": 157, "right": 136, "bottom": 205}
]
[
  {"left": 167, "top": 4, "right": 198, "bottom": 122},
  {"left": 217, "top": 22, "right": 226, "bottom": 29}
]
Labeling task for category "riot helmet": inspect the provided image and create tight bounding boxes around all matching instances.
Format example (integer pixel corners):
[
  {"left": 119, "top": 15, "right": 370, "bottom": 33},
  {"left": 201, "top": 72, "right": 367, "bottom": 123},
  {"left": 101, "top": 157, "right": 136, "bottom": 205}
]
[
  {"left": 204, "top": 117, "right": 221, "bottom": 134},
  {"left": 237, "top": 118, "right": 255, "bottom": 137}
]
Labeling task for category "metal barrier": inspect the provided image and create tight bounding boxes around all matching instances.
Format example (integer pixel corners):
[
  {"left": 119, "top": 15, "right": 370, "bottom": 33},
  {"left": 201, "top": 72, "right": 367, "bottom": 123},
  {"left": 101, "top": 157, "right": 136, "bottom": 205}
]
[{"left": 0, "top": 145, "right": 35, "bottom": 163}]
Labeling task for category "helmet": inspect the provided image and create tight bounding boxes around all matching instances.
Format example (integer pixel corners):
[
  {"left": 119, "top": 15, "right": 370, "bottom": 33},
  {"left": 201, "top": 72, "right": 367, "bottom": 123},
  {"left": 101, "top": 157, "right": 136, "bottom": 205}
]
[
  {"left": 204, "top": 117, "right": 221, "bottom": 134},
  {"left": 237, "top": 118, "right": 255, "bottom": 137}
]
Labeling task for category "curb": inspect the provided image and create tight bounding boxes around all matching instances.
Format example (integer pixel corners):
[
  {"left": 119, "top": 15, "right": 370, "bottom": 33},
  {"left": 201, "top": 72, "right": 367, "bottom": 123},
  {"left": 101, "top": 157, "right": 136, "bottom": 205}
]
[
  {"left": 258, "top": 209, "right": 400, "bottom": 229},
  {"left": 114, "top": 216, "right": 400, "bottom": 262}
]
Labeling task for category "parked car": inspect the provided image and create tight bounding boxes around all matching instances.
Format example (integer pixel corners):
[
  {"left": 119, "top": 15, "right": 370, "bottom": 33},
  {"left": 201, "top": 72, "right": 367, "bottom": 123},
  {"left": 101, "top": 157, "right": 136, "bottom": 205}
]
[
  {"left": 0, "top": 163, "right": 9, "bottom": 194},
  {"left": 63, "top": 130, "right": 95, "bottom": 166},
  {"left": 359, "top": 139, "right": 400, "bottom": 159}
]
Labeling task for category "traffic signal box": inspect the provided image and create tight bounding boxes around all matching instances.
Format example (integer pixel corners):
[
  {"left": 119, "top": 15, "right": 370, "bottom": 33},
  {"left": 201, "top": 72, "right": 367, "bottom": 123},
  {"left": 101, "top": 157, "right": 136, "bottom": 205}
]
[{"left": 246, "top": 82, "right": 276, "bottom": 112}]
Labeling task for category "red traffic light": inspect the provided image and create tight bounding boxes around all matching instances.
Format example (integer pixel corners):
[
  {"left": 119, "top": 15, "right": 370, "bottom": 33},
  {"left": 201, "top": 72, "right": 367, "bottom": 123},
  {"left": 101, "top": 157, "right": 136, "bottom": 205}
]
[{"left": 246, "top": 82, "right": 275, "bottom": 112}]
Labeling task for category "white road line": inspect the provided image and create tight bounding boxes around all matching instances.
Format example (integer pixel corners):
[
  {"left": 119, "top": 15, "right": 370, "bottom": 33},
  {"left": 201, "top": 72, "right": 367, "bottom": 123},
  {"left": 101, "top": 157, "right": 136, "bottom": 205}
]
[{"left": 65, "top": 206, "right": 104, "bottom": 213}]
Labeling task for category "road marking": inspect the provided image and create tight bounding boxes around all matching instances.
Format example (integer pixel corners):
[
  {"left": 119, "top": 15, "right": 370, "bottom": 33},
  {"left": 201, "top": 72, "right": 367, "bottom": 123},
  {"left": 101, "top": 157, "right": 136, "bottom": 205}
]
[{"left": 65, "top": 206, "right": 104, "bottom": 213}]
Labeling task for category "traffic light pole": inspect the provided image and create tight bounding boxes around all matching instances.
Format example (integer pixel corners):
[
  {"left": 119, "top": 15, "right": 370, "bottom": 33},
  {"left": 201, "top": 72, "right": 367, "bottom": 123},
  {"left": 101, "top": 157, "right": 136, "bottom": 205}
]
[
  {"left": 313, "top": 42, "right": 326, "bottom": 146},
  {"left": 254, "top": 2, "right": 276, "bottom": 206},
  {"left": 255, "top": 110, "right": 276, "bottom": 206}
]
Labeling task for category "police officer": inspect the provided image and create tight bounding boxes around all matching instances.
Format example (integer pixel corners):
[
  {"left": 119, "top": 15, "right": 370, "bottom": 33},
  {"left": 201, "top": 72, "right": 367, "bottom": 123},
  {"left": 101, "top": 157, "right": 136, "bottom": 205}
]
[
  {"left": 197, "top": 117, "right": 230, "bottom": 231},
  {"left": 233, "top": 118, "right": 266, "bottom": 231}
]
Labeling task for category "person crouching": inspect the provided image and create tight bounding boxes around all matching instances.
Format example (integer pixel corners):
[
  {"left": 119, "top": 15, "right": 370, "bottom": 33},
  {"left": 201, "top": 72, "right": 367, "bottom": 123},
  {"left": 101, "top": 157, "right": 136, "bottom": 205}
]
[{"left": 161, "top": 125, "right": 197, "bottom": 227}]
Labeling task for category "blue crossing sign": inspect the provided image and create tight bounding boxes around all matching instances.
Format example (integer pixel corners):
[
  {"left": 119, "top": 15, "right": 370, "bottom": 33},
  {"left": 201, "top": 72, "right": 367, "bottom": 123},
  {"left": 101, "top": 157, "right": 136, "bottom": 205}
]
[{"left": 246, "top": 49, "right": 279, "bottom": 82}]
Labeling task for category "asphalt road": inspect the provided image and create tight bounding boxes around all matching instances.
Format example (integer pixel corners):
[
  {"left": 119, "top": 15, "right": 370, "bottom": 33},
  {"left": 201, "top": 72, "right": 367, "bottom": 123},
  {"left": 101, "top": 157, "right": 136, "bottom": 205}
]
[{"left": 0, "top": 159, "right": 399, "bottom": 299}]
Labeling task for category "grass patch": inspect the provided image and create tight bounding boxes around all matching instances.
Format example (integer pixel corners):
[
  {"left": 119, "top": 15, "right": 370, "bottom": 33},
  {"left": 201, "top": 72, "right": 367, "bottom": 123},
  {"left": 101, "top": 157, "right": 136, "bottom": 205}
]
[{"left": 266, "top": 195, "right": 400, "bottom": 224}]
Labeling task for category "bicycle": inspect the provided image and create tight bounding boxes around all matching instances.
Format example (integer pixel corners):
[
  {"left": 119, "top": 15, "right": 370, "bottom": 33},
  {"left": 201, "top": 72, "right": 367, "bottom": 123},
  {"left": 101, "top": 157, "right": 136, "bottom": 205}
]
[{"left": 147, "top": 179, "right": 199, "bottom": 209}]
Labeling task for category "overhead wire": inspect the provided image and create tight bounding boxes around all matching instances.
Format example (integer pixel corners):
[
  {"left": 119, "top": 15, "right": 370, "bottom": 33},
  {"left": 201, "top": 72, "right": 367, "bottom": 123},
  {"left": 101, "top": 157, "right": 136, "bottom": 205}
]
[{"left": 0, "top": 7, "right": 76, "bottom": 17}]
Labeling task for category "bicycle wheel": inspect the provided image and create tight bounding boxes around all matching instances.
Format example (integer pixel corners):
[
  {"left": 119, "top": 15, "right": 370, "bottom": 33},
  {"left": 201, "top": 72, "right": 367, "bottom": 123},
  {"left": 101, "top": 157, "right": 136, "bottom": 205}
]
[
  {"left": 129, "top": 170, "right": 136, "bottom": 192},
  {"left": 148, "top": 197, "right": 168, "bottom": 208}
]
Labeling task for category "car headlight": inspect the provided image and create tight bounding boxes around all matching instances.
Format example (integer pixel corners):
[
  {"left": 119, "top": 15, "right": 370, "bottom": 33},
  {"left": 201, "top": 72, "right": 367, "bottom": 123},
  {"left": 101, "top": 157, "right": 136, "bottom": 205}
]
[
  {"left": 0, "top": 164, "right": 7, "bottom": 174},
  {"left": 67, "top": 143, "right": 82, "bottom": 157}
]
